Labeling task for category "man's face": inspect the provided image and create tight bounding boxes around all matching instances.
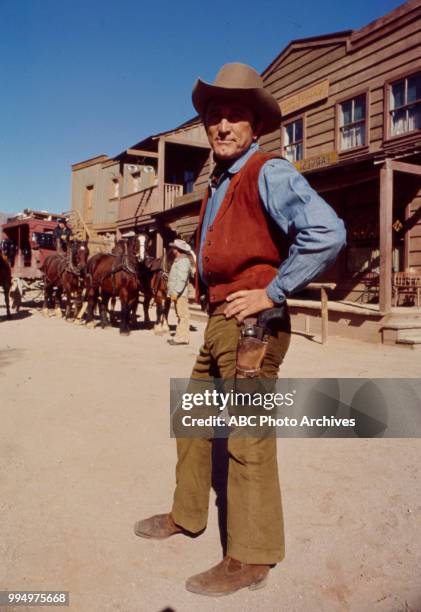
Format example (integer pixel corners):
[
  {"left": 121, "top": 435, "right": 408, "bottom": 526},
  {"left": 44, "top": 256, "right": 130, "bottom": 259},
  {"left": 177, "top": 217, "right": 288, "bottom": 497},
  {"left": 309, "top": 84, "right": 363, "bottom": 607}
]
[{"left": 205, "top": 100, "right": 260, "bottom": 161}]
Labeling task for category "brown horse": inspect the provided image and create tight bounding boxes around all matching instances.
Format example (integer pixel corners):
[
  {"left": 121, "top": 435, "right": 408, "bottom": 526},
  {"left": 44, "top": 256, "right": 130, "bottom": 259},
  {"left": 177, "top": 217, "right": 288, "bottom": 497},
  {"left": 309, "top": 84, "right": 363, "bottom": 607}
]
[
  {"left": 150, "top": 248, "right": 196, "bottom": 334},
  {"left": 84, "top": 237, "right": 140, "bottom": 335},
  {"left": 0, "top": 249, "right": 11, "bottom": 319},
  {"left": 137, "top": 252, "right": 165, "bottom": 332},
  {"left": 152, "top": 267, "right": 172, "bottom": 335},
  {"left": 140, "top": 249, "right": 183, "bottom": 335},
  {"left": 42, "top": 241, "right": 89, "bottom": 319}
]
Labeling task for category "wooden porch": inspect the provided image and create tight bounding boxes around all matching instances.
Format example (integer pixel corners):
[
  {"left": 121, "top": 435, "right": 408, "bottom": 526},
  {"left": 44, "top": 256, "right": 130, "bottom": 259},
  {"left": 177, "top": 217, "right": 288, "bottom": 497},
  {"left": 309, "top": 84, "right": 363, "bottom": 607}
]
[
  {"left": 188, "top": 296, "right": 421, "bottom": 347},
  {"left": 378, "top": 158, "right": 421, "bottom": 312},
  {"left": 287, "top": 298, "right": 421, "bottom": 347},
  {"left": 112, "top": 122, "right": 210, "bottom": 249}
]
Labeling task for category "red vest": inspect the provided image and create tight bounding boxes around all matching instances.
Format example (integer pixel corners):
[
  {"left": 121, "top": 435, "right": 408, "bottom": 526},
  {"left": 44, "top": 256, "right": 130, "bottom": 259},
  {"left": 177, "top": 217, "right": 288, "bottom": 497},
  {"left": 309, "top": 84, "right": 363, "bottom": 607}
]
[{"left": 195, "top": 150, "right": 289, "bottom": 305}]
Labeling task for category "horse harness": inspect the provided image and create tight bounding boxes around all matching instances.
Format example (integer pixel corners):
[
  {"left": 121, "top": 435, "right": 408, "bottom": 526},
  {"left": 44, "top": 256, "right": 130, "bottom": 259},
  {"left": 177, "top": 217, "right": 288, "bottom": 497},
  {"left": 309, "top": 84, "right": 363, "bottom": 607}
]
[
  {"left": 144, "top": 255, "right": 168, "bottom": 297},
  {"left": 44, "top": 249, "right": 84, "bottom": 289},
  {"left": 90, "top": 244, "right": 139, "bottom": 296}
]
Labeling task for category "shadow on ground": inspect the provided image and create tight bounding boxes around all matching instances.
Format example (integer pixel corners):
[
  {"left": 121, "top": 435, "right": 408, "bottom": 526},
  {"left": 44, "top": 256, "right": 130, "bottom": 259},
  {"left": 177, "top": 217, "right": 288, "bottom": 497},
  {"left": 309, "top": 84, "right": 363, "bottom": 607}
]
[
  {"left": 291, "top": 330, "right": 320, "bottom": 344},
  {"left": 0, "top": 348, "right": 24, "bottom": 372},
  {"left": 0, "top": 310, "right": 33, "bottom": 322}
]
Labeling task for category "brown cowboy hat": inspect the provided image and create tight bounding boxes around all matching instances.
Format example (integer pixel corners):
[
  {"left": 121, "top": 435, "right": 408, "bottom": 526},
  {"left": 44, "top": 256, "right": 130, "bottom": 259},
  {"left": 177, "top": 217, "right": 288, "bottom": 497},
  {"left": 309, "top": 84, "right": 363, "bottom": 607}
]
[{"left": 192, "top": 62, "right": 281, "bottom": 135}]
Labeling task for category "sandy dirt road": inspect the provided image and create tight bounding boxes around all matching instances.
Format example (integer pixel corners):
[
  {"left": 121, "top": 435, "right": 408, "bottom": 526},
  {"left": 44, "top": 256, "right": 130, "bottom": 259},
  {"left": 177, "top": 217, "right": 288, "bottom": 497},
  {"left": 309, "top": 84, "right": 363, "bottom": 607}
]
[{"left": 0, "top": 301, "right": 420, "bottom": 612}]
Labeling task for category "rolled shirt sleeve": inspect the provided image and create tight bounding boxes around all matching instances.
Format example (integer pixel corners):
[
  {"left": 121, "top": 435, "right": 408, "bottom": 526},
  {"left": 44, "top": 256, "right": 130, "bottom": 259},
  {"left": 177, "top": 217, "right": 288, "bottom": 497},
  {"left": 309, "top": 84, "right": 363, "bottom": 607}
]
[{"left": 258, "top": 158, "right": 347, "bottom": 304}]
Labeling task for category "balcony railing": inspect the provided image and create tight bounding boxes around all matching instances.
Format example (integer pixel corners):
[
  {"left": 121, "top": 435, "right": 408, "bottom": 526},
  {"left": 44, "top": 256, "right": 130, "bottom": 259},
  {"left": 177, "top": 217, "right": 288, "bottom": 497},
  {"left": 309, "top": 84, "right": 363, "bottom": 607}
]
[
  {"left": 164, "top": 183, "right": 183, "bottom": 209},
  {"left": 118, "top": 183, "right": 183, "bottom": 223},
  {"left": 118, "top": 186, "right": 158, "bottom": 223}
]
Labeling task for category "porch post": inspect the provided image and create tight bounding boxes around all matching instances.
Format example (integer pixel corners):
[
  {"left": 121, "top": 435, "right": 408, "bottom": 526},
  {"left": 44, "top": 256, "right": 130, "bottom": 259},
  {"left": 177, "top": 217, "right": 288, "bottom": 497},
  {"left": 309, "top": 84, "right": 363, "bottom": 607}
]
[
  {"left": 379, "top": 160, "right": 393, "bottom": 313},
  {"left": 155, "top": 232, "right": 163, "bottom": 258},
  {"left": 157, "top": 137, "right": 165, "bottom": 211},
  {"left": 404, "top": 200, "right": 411, "bottom": 271},
  {"left": 116, "top": 160, "right": 124, "bottom": 242}
]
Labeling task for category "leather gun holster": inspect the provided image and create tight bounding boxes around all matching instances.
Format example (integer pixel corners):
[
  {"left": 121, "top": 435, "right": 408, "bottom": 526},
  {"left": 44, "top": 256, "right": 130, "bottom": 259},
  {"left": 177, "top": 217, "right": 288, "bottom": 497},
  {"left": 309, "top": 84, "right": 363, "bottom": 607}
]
[{"left": 236, "top": 306, "right": 286, "bottom": 378}]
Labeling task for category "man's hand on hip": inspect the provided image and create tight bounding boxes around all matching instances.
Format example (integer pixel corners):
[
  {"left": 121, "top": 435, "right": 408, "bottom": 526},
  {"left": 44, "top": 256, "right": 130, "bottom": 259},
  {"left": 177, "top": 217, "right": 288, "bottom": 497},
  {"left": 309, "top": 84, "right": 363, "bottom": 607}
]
[{"left": 224, "top": 289, "right": 275, "bottom": 322}]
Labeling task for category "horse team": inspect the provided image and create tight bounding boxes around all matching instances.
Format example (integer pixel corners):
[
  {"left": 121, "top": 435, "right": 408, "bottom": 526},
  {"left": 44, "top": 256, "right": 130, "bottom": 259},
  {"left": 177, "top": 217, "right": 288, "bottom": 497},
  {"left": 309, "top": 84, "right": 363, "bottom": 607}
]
[{"left": 40, "top": 235, "right": 172, "bottom": 336}]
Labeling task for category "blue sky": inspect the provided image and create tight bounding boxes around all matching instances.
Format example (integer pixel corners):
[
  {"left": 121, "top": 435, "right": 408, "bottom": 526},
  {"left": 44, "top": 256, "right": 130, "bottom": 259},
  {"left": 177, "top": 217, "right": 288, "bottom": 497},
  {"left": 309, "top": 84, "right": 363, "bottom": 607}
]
[{"left": 0, "top": 0, "right": 405, "bottom": 213}]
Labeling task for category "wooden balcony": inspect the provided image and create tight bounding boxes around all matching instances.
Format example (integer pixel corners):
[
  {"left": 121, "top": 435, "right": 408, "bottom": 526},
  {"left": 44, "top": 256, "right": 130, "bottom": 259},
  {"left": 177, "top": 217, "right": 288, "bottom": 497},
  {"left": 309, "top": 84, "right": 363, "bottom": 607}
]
[
  {"left": 163, "top": 183, "right": 183, "bottom": 209},
  {"left": 119, "top": 186, "right": 158, "bottom": 224},
  {"left": 117, "top": 183, "right": 183, "bottom": 224}
]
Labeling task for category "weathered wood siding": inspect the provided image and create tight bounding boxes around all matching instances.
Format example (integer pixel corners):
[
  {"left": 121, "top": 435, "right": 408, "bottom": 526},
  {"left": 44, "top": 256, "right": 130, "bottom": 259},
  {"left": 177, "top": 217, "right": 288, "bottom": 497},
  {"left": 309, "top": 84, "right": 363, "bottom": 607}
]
[
  {"left": 261, "top": 2, "right": 421, "bottom": 160},
  {"left": 71, "top": 159, "right": 106, "bottom": 227},
  {"left": 193, "top": 154, "right": 211, "bottom": 191},
  {"left": 165, "top": 121, "right": 208, "bottom": 144},
  {"left": 96, "top": 161, "right": 120, "bottom": 225}
]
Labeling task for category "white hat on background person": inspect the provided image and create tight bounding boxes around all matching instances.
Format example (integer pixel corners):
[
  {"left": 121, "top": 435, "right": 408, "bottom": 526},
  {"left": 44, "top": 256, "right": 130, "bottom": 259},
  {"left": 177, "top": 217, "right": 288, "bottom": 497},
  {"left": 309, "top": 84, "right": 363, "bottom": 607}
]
[{"left": 169, "top": 238, "right": 191, "bottom": 253}]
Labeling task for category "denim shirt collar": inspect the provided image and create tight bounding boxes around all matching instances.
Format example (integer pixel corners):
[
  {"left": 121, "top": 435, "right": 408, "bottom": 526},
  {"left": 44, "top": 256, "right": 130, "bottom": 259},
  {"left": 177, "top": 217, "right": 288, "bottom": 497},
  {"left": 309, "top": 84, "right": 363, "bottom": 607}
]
[
  {"left": 210, "top": 142, "right": 259, "bottom": 187},
  {"left": 226, "top": 141, "right": 259, "bottom": 175}
]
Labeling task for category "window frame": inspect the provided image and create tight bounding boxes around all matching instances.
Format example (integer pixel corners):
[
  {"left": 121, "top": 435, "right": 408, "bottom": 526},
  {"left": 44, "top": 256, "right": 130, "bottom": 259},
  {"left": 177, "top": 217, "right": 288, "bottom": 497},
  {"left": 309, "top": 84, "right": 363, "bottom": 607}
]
[
  {"left": 130, "top": 170, "right": 141, "bottom": 194},
  {"left": 280, "top": 114, "right": 306, "bottom": 163},
  {"left": 384, "top": 69, "right": 421, "bottom": 142},
  {"left": 83, "top": 184, "right": 94, "bottom": 223},
  {"left": 335, "top": 90, "right": 369, "bottom": 154},
  {"left": 109, "top": 177, "right": 119, "bottom": 199}
]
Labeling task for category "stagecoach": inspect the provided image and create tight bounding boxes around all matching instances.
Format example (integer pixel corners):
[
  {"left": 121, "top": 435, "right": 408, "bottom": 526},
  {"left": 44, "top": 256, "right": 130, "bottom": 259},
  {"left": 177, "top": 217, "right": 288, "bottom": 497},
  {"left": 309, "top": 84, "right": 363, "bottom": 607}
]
[
  {"left": 0, "top": 209, "right": 116, "bottom": 318},
  {"left": 0, "top": 211, "right": 61, "bottom": 286},
  {"left": 0, "top": 208, "right": 95, "bottom": 286}
]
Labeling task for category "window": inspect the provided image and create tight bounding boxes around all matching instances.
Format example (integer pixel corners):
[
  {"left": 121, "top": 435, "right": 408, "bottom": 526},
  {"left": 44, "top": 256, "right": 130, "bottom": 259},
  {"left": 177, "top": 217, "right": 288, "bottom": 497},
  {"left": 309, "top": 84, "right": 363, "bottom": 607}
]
[
  {"left": 131, "top": 171, "right": 141, "bottom": 192},
  {"left": 184, "top": 170, "right": 194, "bottom": 194},
  {"left": 339, "top": 95, "right": 366, "bottom": 150},
  {"left": 84, "top": 185, "right": 94, "bottom": 223},
  {"left": 389, "top": 72, "right": 421, "bottom": 137},
  {"left": 143, "top": 165, "right": 155, "bottom": 188},
  {"left": 110, "top": 178, "right": 119, "bottom": 198},
  {"left": 283, "top": 118, "right": 303, "bottom": 162}
]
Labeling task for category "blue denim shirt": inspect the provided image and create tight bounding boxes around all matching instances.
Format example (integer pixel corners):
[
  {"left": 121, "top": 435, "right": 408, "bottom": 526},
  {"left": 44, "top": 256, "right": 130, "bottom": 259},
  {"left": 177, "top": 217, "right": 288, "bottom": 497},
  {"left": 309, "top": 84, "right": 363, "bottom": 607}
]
[{"left": 198, "top": 142, "right": 346, "bottom": 304}]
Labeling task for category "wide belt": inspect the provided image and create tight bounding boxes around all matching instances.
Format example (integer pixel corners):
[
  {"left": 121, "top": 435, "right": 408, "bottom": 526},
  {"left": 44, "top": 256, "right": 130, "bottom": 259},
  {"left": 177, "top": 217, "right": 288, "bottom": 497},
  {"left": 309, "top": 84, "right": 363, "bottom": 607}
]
[
  {"left": 199, "top": 292, "right": 227, "bottom": 316},
  {"left": 207, "top": 302, "right": 227, "bottom": 316}
]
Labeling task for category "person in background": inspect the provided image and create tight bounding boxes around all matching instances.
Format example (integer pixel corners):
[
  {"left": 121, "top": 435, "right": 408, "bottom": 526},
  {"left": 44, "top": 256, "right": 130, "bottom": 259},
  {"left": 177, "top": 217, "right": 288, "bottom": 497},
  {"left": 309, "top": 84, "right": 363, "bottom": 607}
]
[
  {"left": 53, "top": 218, "right": 72, "bottom": 253},
  {"left": 167, "top": 239, "right": 192, "bottom": 346}
]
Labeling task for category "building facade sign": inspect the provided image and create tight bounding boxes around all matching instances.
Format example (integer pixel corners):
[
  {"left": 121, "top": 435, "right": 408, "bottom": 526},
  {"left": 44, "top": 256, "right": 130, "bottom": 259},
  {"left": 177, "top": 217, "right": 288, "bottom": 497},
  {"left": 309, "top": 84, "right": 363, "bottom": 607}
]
[
  {"left": 294, "top": 151, "right": 338, "bottom": 173},
  {"left": 280, "top": 79, "right": 329, "bottom": 116}
]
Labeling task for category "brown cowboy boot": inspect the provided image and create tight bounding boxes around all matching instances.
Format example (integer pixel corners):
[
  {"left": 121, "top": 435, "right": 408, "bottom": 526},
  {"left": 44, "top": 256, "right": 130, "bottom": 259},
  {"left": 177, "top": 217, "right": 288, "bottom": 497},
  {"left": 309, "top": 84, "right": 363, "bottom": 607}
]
[
  {"left": 134, "top": 513, "right": 184, "bottom": 539},
  {"left": 185, "top": 556, "right": 270, "bottom": 596}
]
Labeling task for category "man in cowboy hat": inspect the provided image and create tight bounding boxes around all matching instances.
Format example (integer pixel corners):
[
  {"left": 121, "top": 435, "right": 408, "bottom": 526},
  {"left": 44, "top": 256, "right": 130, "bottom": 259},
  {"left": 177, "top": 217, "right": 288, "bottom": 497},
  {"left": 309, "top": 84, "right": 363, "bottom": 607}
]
[
  {"left": 135, "top": 63, "right": 346, "bottom": 595},
  {"left": 167, "top": 238, "right": 192, "bottom": 346},
  {"left": 53, "top": 217, "right": 72, "bottom": 254}
]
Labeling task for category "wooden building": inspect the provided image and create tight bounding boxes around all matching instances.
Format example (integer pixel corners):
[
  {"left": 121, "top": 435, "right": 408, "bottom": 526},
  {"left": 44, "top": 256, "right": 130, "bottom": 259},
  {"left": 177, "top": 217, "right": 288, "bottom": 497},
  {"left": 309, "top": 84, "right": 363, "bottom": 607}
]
[
  {"left": 256, "top": 0, "right": 421, "bottom": 343},
  {"left": 71, "top": 154, "right": 116, "bottom": 247},
  {"left": 260, "top": 0, "right": 420, "bottom": 309},
  {"left": 70, "top": 119, "right": 210, "bottom": 254},
  {"left": 112, "top": 117, "right": 210, "bottom": 253}
]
